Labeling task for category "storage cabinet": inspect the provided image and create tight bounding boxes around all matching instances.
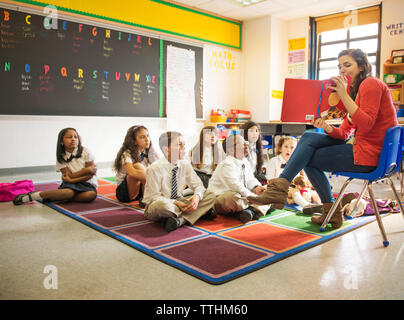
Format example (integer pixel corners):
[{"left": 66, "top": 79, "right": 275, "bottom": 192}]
[{"left": 383, "top": 63, "right": 404, "bottom": 105}]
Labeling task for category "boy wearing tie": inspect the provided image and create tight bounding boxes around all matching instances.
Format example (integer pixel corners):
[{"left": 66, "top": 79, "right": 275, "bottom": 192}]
[
  {"left": 143, "top": 131, "right": 216, "bottom": 232},
  {"left": 207, "top": 134, "right": 269, "bottom": 223}
]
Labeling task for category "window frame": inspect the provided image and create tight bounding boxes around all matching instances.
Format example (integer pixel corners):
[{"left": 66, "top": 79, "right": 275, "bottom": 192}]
[{"left": 308, "top": 5, "right": 382, "bottom": 80}]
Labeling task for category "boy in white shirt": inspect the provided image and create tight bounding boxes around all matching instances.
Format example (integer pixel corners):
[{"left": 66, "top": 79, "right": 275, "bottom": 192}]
[
  {"left": 143, "top": 131, "right": 216, "bottom": 232},
  {"left": 207, "top": 134, "right": 270, "bottom": 223}
]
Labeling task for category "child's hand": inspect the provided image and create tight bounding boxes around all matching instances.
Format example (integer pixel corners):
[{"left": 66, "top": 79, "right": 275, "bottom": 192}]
[
  {"left": 182, "top": 194, "right": 201, "bottom": 213},
  {"left": 62, "top": 172, "right": 72, "bottom": 183},
  {"left": 86, "top": 164, "right": 97, "bottom": 176},
  {"left": 89, "top": 164, "right": 97, "bottom": 175},
  {"left": 253, "top": 186, "right": 266, "bottom": 195}
]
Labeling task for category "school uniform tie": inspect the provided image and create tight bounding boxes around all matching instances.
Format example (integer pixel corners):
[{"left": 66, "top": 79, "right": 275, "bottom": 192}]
[
  {"left": 140, "top": 152, "right": 146, "bottom": 161},
  {"left": 170, "top": 166, "right": 179, "bottom": 199},
  {"left": 241, "top": 164, "right": 246, "bottom": 187}
]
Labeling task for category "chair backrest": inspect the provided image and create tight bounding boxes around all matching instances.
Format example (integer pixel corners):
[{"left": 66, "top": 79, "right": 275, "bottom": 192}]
[{"left": 369, "top": 125, "right": 402, "bottom": 180}]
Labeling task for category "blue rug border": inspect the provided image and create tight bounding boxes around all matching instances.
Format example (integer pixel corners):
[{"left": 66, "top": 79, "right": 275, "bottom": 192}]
[{"left": 37, "top": 180, "right": 389, "bottom": 285}]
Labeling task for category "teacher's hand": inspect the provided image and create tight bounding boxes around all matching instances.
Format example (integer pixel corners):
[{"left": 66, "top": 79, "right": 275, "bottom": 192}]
[
  {"left": 312, "top": 118, "right": 333, "bottom": 134},
  {"left": 327, "top": 75, "right": 348, "bottom": 98}
]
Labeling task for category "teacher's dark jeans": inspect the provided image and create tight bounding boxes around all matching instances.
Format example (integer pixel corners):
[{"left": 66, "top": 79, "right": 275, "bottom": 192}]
[{"left": 279, "top": 132, "right": 376, "bottom": 203}]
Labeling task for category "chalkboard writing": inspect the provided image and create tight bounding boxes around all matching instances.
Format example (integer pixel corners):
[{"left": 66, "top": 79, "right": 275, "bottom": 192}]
[{"left": 0, "top": 8, "right": 160, "bottom": 117}]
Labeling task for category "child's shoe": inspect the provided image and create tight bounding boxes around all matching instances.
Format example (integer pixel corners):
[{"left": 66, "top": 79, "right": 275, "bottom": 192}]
[
  {"left": 201, "top": 208, "right": 216, "bottom": 220},
  {"left": 13, "top": 192, "right": 35, "bottom": 205},
  {"left": 239, "top": 208, "right": 254, "bottom": 224},
  {"left": 248, "top": 206, "right": 261, "bottom": 220},
  {"left": 165, "top": 216, "right": 186, "bottom": 232}
]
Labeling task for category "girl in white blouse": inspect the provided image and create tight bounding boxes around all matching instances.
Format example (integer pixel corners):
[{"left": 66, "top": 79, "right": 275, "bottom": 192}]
[
  {"left": 113, "top": 125, "right": 159, "bottom": 204},
  {"left": 242, "top": 121, "right": 266, "bottom": 185},
  {"left": 189, "top": 126, "right": 226, "bottom": 188},
  {"left": 266, "top": 136, "right": 297, "bottom": 181},
  {"left": 14, "top": 127, "right": 97, "bottom": 205}
]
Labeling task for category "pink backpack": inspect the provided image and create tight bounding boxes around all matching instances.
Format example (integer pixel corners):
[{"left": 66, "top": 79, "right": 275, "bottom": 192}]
[{"left": 0, "top": 180, "right": 34, "bottom": 202}]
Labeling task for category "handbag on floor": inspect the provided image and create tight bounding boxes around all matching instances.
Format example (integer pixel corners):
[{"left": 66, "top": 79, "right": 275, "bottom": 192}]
[{"left": 0, "top": 180, "right": 34, "bottom": 202}]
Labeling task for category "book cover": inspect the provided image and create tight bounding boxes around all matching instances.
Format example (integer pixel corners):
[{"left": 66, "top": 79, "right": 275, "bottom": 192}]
[
  {"left": 281, "top": 76, "right": 351, "bottom": 123},
  {"left": 317, "top": 76, "right": 351, "bottom": 121}
]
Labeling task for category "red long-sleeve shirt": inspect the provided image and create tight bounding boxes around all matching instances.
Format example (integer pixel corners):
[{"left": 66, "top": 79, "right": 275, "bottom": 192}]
[{"left": 327, "top": 77, "right": 398, "bottom": 166}]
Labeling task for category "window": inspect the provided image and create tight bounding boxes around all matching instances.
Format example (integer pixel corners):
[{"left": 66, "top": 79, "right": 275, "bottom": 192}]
[{"left": 309, "top": 6, "right": 381, "bottom": 80}]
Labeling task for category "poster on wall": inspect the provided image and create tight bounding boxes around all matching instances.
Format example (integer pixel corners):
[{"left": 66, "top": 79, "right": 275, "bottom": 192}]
[
  {"left": 287, "top": 37, "right": 306, "bottom": 79},
  {"left": 166, "top": 45, "right": 196, "bottom": 131}
]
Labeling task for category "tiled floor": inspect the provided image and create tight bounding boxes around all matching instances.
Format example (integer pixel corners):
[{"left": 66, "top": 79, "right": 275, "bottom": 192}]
[{"left": 1, "top": 168, "right": 404, "bottom": 300}]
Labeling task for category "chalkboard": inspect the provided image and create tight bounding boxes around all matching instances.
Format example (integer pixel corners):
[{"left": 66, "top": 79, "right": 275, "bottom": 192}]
[
  {"left": 162, "top": 41, "right": 204, "bottom": 119},
  {"left": 0, "top": 7, "right": 160, "bottom": 117}
]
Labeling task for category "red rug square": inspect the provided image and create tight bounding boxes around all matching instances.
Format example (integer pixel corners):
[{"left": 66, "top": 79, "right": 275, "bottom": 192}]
[
  {"left": 157, "top": 236, "right": 273, "bottom": 278},
  {"left": 221, "top": 222, "right": 320, "bottom": 253},
  {"left": 53, "top": 197, "right": 122, "bottom": 214},
  {"left": 112, "top": 223, "right": 206, "bottom": 249},
  {"left": 194, "top": 214, "right": 243, "bottom": 232},
  {"left": 79, "top": 207, "right": 146, "bottom": 228},
  {"left": 97, "top": 179, "right": 114, "bottom": 185},
  {"left": 97, "top": 184, "right": 117, "bottom": 195}
]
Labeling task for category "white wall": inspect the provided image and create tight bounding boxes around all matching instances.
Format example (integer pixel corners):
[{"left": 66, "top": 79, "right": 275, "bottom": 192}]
[
  {"left": 203, "top": 45, "right": 244, "bottom": 119},
  {"left": 243, "top": 16, "right": 271, "bottom": 122},
  {"left": 380, "top": 0, "right": 404, "bottom": 74},
  {"left": 243, "top": 15, "right": 308, "bottom": 122},
  {"left": 268, "top": 16, "right": 288, "bottom": 120}
]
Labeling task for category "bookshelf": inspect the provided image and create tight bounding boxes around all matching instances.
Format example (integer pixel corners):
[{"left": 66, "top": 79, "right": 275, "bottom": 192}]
[{"left": 383, "top": 63, "right": 404, "bottom": 105}]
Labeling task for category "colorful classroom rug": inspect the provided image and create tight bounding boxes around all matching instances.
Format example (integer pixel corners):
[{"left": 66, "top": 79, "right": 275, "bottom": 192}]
[{"left": 34, "top": 178, "right": 390, "bottom": 285}]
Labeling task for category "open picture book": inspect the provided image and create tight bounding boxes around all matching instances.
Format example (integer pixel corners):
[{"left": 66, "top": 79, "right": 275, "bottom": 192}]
[{"left": 281, "top": 76, "right": 351, "bottom": 123}]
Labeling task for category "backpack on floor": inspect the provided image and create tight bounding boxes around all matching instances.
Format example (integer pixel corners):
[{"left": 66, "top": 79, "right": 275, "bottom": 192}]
[{"left": 0, "top": 180, "right": 34, "bottom": 202}]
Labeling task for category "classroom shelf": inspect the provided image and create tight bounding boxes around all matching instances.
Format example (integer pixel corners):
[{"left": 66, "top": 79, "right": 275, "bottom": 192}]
[{"left": 383, "top": 63, "right": 404, "bottom": 106}]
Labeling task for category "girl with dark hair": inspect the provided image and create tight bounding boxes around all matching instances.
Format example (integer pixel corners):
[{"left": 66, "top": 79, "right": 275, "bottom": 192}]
[
  {"left": 14, "top": 127, "right": 98, "bottom": 205},
  {"left": 241, "top": 121, "right": 266, "bottom": 185},
  {"left": 248, "top": 49, "right": 398, "bottom": 229},
  {"left": 114, "top": 125, "right": 159, "bottom": 204},
  {"left": 189, "top": 126, "right": 225, "bottom": 188}
]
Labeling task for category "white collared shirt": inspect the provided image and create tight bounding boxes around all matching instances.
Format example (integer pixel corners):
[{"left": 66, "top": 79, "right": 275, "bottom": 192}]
[
  {"left": 143, "top": 157, "right": 205, "bottom": 205},
  {"left": 55, "top": 146, "right": 98, "bottom": 188},
  {"left": 246, "top": 145, "right": 257, "bottom": 172},
  {"left": 266, "top": 154, "right": 287, "bottom": 180},
  {"left": 207, "top": 155, "right": 260, "bottom": 197},
  {"left": 115, "top": 149, "right": 153, "bottom": 185}
]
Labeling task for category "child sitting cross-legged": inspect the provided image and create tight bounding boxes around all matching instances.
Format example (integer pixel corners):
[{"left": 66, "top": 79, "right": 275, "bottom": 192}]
[
  {"left": 142, "top": 131, "right": 216, "bottom": 232},
  {"left": 207, "top": 134, "right": 271, "bottom": 223}
]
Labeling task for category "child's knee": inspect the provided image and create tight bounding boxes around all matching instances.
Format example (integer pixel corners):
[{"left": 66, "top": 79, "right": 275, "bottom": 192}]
[
  {"left": 133, "top": 162, "right": 146, "bottom": 170},
  {"left": 62, "top": 188, "right": 75, "bottom": 199},
  {"left": 86, "top": 191, "right": 97, "bottom": 202}
]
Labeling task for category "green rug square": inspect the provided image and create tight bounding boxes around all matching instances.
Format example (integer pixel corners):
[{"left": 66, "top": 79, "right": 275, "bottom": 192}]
[
  {"left": 102, "top": 176, "right": 116, "bottom": 183},
  {"left": 260, "top": 208, "right": 294, "bottom": 219},
  {"left": 269, "top": 212, "right": 351, "bottom": 235}
]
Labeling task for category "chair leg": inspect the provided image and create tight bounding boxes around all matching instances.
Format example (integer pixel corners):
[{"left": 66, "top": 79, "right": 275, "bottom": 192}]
[
  {"left": 387, "top": 177, "right": 404, "bottom": 219},
  {"left": 320, "top": 178, "right": 353, "bottom": 232},
  {"left": 345, "top": 180, "right": 368, "bottom": 219},
  {"left": 367, "top": 182, "right": 389, "bottom": 247}
]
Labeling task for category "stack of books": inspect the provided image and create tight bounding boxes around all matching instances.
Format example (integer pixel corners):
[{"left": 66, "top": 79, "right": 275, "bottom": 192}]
[{"left": 227, "top": 109, "right": 251, "bottom": 123}]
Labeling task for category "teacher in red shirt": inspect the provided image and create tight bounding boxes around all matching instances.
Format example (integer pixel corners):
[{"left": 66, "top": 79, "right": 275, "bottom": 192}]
[{"left": 248, "top": 48, "right": 398, "bottom": 229}]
